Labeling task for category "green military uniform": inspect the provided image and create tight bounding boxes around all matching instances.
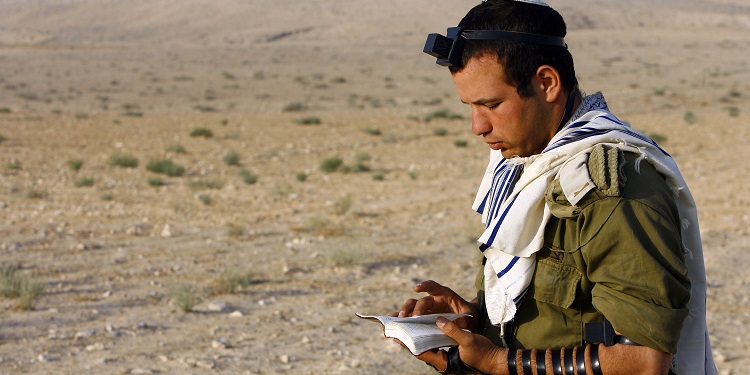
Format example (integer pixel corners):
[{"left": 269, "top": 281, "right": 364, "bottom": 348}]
[{"left": 476, "top": 146, "right": 691, "bottom": 354}]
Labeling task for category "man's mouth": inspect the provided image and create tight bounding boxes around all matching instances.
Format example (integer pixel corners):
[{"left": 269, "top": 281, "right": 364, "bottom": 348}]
[{"left": 486, "top": 141, "right": 503, "bottom": 150}]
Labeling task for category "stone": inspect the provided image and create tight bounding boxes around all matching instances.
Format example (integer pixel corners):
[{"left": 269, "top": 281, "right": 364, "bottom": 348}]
[
  {"left": 206, "top": 301, "right": 228, "bottom": 312},
  {"left": 161, "top": 224, "right": 172, "bottom": 238},
  {"left": 212, "top": 338, "right": 229, "bottom": 349},
  {"left": 37, "top": 354, "right": 58, "bottom": 362}
]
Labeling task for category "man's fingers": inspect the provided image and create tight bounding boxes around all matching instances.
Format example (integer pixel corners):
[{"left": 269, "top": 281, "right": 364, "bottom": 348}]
[
  {"left": 413, "top": 280, "right": 448, "bottom": 295},
  {"left": 396, "top": 298, "right": 418, "bottom": 317},
  {"left": 412, "top": 296, "right": 436, "bottom": 316},
  {"left": 415, "top": 280, "right": 460, "bottom": 301}
]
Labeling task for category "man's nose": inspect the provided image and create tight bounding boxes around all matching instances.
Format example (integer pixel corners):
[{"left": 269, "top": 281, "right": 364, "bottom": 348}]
[{"left": 471, "top": 108, "right": 492, "bottom": 136}]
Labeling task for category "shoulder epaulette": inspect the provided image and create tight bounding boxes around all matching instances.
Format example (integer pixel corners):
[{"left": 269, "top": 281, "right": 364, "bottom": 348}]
[{"left": 587, "top": 145, "right": 625, "bottom": 197}]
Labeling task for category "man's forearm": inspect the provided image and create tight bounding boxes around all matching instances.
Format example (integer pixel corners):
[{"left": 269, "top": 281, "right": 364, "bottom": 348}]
[{"left": 494, "top": 344, "right": 671, "bottom": 375}]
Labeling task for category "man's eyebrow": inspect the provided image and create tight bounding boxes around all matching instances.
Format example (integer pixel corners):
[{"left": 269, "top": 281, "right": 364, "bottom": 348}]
[{"left": 461, "top": 97, "right": 501, "bottom": 105}]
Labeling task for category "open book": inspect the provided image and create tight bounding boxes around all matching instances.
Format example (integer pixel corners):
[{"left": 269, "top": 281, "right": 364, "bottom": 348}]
[{"left": 356, "top": 313, "right": 470, "bottom": 355}]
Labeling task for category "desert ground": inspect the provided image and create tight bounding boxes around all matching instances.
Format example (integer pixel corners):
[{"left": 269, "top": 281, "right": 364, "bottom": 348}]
[{"left": 0, "top": 0, "right": 749, "bottom": 374}]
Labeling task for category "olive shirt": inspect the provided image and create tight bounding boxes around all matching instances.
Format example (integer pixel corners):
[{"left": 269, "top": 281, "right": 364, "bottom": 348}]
[{"left": 476, "top": 149, "right": 691, "bottom": 354}]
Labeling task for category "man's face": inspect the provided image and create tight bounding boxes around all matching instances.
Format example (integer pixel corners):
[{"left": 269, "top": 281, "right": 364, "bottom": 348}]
[{"left": 451, "top": 54, "right": 558, "bottom": 158}]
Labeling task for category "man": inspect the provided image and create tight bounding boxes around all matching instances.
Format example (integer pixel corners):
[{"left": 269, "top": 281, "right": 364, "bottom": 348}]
[{"left": 391, "top": 1, "right": 716, "bottom": 374}]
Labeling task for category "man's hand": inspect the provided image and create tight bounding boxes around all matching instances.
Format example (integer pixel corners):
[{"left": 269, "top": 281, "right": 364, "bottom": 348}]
[
  {"left": 390, "top": 280, "right": 479, "bottom": 320},
  {"left": 388, "top": 280, "right": 486, "bottom": 372},
  {"left": 434, "top": 316, "right": 506, "bottom": 375}
]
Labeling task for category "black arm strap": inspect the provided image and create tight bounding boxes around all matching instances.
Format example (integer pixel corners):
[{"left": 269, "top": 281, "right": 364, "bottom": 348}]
[
  {"left": 551, "top": 349, "right": 563, "bottom": 375},
  {"left": 507, "top": 349, "right": 518, "bottom": 375},
  {"left": 585, "top": 319, "right": 642, "bottom": 346},
  {"left": 564, "top": 348, "right": 575, "bottom": 375},
  {"left": 575, "top": 348, "right": 586, "bottom": 375},
  {"left": 521, "top": 350, "right": 532, "bottom": 374},
  {"left": 590, "top": 344, "right": 604, "bottom": 375}
]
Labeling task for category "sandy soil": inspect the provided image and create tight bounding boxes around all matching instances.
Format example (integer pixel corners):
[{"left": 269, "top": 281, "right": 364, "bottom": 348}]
[{"left": 0, "top": 1, "right": 749, "bottom": 374}]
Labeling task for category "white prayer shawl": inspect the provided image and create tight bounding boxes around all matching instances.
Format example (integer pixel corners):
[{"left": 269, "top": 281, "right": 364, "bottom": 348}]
[{"left": 473, "top": 93, "right": 716, "bottom": 374}]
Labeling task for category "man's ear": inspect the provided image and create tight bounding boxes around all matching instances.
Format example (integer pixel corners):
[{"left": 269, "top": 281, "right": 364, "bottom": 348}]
[{"left": 535, "top": 65, "right": 562, "bottom": 103}]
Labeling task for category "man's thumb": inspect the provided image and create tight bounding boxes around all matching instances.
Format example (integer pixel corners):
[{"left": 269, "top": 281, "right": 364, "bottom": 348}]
[{"left": 436, "top": 317, "right": 471, "bottom": 345}]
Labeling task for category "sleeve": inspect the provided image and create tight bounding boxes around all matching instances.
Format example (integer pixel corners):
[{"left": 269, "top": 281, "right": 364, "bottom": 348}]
[{"left": 580, "top": 197, "right": 691, "bottom": 354}]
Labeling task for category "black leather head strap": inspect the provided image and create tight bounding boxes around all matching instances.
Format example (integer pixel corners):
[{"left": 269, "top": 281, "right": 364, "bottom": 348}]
[{"left": 424, "top": 26, "right": 566, "bottom": 67}]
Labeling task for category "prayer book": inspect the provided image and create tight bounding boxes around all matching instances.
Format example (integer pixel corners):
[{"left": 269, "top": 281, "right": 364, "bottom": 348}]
[{"left": 356, "top": 313, "right": 469, "bottom": 355}]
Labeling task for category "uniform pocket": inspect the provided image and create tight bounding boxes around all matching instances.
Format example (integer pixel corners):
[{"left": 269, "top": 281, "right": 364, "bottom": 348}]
[{"left": 533, "top": 259, "right": 581, "bottom": 308}]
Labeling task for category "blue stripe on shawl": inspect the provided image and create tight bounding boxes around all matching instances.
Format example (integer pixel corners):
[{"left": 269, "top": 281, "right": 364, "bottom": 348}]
[
  {"left": 513, "top": 286, "right": 529, "bottom": 303},
  {"left": 484, "top": 194, "right": 519, "bottom": 246},
  {"left": 497, "top": 256, "right": 520, "bottom": 278}
]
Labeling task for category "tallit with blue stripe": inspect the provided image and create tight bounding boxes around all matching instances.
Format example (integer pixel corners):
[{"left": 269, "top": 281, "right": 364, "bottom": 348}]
[{"left": 472, "top": 92, "right": 715, "bottom": 374}]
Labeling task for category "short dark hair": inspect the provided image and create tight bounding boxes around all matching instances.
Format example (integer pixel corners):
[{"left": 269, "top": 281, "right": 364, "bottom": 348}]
[{"left": 449, "top": 0, "right": 577, "bottom": 97}]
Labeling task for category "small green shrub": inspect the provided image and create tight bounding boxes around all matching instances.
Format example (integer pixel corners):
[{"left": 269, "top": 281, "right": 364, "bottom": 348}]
[
  {"left": 146, "top": 159, "right": 185, "bottom": 177},
  {"left": 726, "top": 107, "right": 740, "bottom": 117},
  {"left": 74, "top": 177, "right": 95, "bottom": 187},
  {"left": 222, "top": 151, "right": 241, "bottom": 166},
  {"left": 324, "top": 244, "right": 367, "bottom": 267},
  {"left": 453, "top": 139, "right": 468, "bottom": 148},
  {"left": 7, "top": 160, "right": 21, "bottom": 170},
  {"left": 332, "top": 195, "right": 352, "bottom": 216},
  {"left": 433, "top": 128, "right": 448, "bottom": 136},
  {"left": 373, "top": 172, "right": 386, "bottom": 181},
  {"left": 363, "top": 127, "right": 382, "bottom": 136},
  {"left": 170, "top": 283, "right": 197, "bottom": 313},
  {"left": 212, "top": 267, "right": 256, "bottom": 295},
  {"left": 424, "top": 108, "right": 464, "bottom": 122},
  {"left": 189, "top": 127, "right": 213, "bottom": 138},
  {"left": 17, "top": 278, "right": 45, "bottom": 310},
  {"left": 283, "top": 102, "right": 308, "bottom": 112},
  {"left": 0, "top": 265, "right": 45, "bottom": 310},
  {"left": 24, "top": 186, "right": 47, "bottom": 199},
  {"left": 382, "top": 134, "right": 398, "bottom": 143},
  {"left": 198, "top": 194, "right": 213, "bottom": 205},
  {"left": 194, "top": 105, "right": 217, "bottom": 113},
  {"left": 342, "top": 152, "right": 371, "bottom": 173},
  {"left": 166, "top": 143, "right": 186, "bottom": 154},
  {"left": 0, "top": 134, "right": 6, "bottom": 144},
  {"left": 225, "top": 224, "right": 245, "bottom": 238},
  {"left": 109, "top": 153, "right": 139, "bottom": 168},
  {"left": 148, "top": 178, "right": 166, "bottom": 187},
  {"left": 683, "top": 111, "right": 698, "bottom": 124},
  {"left": 296, "top": 172, "right": 308, "bottom": 182},
  {"left": 294, "top": 116, "right": 321, "bottom": 125},
  {"left": 320, "top": 156, "right": 344, "bottom": 173},
  {"left": 302, "top": 216, "right": 343, "bottom": 237},
  {"left": 188, "top": 179, "right": 224, "bottom": 190},
  {"left": 269, "top": 181, "right": 293, "bottom": 199},
  {"left": 0, "top": 107, "right": 11, "bottom": 114},
  {"left": 68, "top": 159, "right": 83, "bottom": 171},
  {"left": 239, "top": 169, "right": 258, "bottom": 184},
  {"left": 0, "top": 265, "right": 22, "bottom": 298}
]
